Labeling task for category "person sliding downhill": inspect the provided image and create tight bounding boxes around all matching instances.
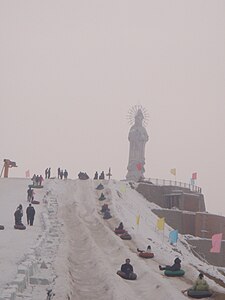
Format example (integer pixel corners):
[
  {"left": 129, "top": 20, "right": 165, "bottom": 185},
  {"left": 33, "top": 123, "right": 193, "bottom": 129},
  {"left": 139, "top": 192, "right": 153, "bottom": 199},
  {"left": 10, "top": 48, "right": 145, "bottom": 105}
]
[{"left": 159, "top": 257, "right": 181, "bottom": 271}]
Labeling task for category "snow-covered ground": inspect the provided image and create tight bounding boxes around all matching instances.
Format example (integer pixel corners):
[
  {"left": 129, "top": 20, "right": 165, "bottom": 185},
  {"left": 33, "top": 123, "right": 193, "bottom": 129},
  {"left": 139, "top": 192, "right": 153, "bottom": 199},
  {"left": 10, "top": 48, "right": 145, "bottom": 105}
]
[{"left": 0, "top": 178, "right": 225, "bottom": 300}]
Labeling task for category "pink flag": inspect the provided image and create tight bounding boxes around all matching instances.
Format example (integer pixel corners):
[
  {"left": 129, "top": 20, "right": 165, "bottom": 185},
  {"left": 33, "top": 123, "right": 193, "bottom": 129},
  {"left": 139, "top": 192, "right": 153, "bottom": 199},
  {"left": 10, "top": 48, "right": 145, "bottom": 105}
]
[
  {"left": 210, "top": 233, "right": 222, "bottom": 253},
  {"left": 192, "top": 172, "right": 197, "bottom": 180},
  {"left": 25, "top": 170, "right": 30, "bottom": 178}
]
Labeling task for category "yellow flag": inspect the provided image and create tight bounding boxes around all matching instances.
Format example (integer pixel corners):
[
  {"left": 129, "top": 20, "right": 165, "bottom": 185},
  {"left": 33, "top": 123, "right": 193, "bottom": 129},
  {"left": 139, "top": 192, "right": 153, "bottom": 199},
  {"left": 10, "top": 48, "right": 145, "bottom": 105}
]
[
  {"left": 170, "top": 168, "right": 176, "bottom": 176},
  {"left": 157, "top": 217, "right": 165, "bottom": 230},
  {"left": 120, "top": 185, "right": 126, "bottom": 193},
  {"left": 136, "top": 215, "right": 140, "bottom": 225}
]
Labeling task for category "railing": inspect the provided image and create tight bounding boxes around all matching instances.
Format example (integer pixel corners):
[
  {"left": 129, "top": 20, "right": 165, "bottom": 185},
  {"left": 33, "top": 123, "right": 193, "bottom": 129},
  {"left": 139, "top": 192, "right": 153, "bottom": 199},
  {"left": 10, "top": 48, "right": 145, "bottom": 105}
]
[{"left": 140, "top": 178, "right": 202, "bottom": 194}]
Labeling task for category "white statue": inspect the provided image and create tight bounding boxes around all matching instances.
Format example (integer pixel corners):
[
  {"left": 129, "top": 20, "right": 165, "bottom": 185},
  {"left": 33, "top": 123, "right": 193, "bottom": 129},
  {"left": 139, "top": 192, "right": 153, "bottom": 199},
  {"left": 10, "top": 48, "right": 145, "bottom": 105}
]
[{"left": 126, "top": 108, "right": 149, "bottom": 181}]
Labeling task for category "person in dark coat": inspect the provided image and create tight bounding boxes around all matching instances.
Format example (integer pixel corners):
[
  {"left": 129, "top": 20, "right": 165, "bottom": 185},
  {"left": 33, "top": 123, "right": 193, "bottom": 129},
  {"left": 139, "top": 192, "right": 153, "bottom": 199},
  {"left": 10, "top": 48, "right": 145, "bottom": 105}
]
[
  {"left": 39, "top": 175, "right": 44, "bottom": 186},
  {"left": 26, "top": 203, "right": 36, "bottom": 226},
  {"left": 27, "top": 187, "right": 34, "bottom": 202},
  {"left": 120, "top": 259, "right": 134, "bottom": 277},
  {"left": 14, "top": 204, "right": 23, "bottom": 225},
  {"left": 117, "top": 222, "right": 124, "bottom": 230},
  {"left": 57, "top": 167, "right": 61, "bottom": 179},
  {"left": 103, "top": 210, "right": 112, "bottom": 219},
  {"left": 63, "top": 169, "right": 68, "bottom": 179},
  {"left": 101, "top": 204, "right": 109, "bottom": 213},
  {"left": 94, "top": 171, "right": 98, "bottom": 180},
  {"left": 47, "top": 168, "right": 51, "bottom": 179},
  {"left": 159, "top": 257, "right": 181, "bottom": 271},
  {"left": 45, "top": 168, "right": 48, "bottom": 179},
  {"left": 99, "top": 171, "right": 105, "bottom": 180}
]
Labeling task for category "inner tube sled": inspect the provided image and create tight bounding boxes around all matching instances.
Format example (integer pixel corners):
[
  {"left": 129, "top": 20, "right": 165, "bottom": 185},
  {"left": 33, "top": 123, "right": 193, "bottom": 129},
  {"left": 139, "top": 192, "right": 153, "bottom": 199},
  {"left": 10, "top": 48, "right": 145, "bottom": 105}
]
[
  {"left": 29, "top": 184, "right": 43, "bottom": 189},
  {"left": 164, "top": 269, "right": 185, "bottom": 277},
  {"left": 187, "top": 289, "right": 213, "bottom": 299},
  {"left": 31, "top": 200, "right": 40, "bottom": 205},
  {"left": 120, "top": 233, "right": 132, "bottom": 240},
  {"left": 138, "top": 252, "right": 154, "bottom": 258},
  {"left": 117, "top": 270, "right": 137, "bottom": 280},
  {"left": 114, "top": 229, "right": 126, "bottom": 235},
  {"left": 14, "top": 224, "right": 26, "bottom": 230},
  {"left": 98, "top": 193, "right": 106, "bottom": 201}
]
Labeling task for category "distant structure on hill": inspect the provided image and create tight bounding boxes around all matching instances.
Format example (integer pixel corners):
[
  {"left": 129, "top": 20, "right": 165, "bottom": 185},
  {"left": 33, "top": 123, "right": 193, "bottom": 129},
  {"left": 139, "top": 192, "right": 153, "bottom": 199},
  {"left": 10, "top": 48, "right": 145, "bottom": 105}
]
[
  {"left": 126, "top": 106, "right": 149, "bottom": 182},
  {"left": 136, "top": 179, "right": 225, "bottom": 267}
]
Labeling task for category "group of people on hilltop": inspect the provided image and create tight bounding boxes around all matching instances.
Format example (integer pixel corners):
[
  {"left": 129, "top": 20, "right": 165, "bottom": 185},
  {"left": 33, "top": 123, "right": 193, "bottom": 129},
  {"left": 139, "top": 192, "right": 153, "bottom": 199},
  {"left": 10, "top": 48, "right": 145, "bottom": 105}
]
[
  {"left": 57, "top": 168, "right": 68, "bottom": 179},
  {"left": 94, "top": 171, "right": 105, "bottom": 180},
  {"left": 31, "top": 174, "right": 44, "bottom": 186},
  {"left": 44, "top": 167, "right": 69, "bottom": 179},
  {"left": 45, "top": 168, "right": 51, "bottom": 179}
]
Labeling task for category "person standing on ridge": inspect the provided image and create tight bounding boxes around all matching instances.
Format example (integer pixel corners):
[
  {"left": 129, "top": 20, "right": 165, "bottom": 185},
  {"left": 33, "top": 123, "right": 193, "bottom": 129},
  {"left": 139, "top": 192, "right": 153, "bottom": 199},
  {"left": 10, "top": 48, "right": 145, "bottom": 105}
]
[{"left": 26, "top": 203, "right": 36, "bottom": 226}]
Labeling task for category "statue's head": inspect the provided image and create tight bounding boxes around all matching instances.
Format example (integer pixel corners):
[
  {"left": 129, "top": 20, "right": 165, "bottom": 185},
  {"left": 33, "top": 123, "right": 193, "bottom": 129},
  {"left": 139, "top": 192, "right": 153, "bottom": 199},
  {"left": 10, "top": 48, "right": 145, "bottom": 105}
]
[{"left": 135, "top": 109, "right": 144, "bottom": 125}]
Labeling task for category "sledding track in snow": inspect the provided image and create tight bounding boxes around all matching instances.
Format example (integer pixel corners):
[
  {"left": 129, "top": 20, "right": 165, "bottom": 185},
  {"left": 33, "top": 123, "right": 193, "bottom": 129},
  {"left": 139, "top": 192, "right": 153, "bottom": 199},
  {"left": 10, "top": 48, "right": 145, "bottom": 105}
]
[{"left": 55, "top": 179, "right": 188, "bottom": 300}]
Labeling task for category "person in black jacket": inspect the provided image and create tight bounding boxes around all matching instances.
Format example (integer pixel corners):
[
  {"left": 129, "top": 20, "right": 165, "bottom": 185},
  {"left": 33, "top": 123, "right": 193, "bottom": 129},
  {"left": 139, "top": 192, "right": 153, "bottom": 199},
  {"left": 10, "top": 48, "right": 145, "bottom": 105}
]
[
  {"left": 26, "top": 203, "right": 36, "bottom": 226},
  {"left": 121, "top": 259, "right": 133, "bottom": 276},
  {"left": 14, "top": 204, "right": 23, "bottom": 226},
  {"left": 27, "top": 187, "right": 34, "bottom": 202},
  {"left": 159, "top": 257, "right": 181, "bottom": 271}
]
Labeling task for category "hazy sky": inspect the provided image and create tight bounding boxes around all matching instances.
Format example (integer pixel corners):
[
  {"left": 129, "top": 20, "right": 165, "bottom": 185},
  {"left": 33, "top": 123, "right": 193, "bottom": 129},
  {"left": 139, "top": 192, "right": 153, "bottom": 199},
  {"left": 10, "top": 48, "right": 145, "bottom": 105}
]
[{"left": 1, "top": 1, "right": 225, "bottom": 216}]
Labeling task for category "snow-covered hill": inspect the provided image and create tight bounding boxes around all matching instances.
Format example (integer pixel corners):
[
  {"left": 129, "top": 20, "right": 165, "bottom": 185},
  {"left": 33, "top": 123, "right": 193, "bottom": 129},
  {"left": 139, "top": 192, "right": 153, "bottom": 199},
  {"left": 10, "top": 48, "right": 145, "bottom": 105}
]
[{"left": 0, "top": 178, "right": 225, "bottom": 299}]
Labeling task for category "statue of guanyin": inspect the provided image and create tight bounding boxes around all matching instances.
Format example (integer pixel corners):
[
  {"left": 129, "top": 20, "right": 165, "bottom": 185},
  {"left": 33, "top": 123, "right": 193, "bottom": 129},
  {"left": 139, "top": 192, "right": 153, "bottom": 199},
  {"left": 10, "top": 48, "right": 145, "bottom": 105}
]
[{"left": 126, "top": 108, "right": 149, "bottom": 181}]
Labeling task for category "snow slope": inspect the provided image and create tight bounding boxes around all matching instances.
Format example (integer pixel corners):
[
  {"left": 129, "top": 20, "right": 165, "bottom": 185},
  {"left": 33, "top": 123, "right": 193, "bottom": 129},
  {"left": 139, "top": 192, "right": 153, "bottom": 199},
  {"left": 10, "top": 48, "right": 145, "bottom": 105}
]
[{"left": 0, "top": 178, "right": 225, "bottom": 299}]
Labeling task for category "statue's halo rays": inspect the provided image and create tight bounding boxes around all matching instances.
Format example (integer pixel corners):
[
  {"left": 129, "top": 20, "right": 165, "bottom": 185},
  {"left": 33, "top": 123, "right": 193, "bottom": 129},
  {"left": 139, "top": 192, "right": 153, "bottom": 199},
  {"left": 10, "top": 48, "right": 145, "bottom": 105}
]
[{"left": 127, "top": 105, "right": 149, "bottom": 127}]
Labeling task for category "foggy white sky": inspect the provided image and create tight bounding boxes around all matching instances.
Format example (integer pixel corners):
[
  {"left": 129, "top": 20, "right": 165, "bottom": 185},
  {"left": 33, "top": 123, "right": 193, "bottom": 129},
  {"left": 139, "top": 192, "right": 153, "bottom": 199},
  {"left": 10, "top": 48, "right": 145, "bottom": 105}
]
[{"left": 1, "top": 1, "right": 225, "bottom": 216}]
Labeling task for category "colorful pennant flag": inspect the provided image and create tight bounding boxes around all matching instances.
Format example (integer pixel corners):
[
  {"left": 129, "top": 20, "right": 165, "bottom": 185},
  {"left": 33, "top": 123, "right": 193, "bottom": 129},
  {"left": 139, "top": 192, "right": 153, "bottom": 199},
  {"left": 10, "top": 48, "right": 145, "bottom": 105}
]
[
  {"left": 157, "top": 217, "right": 165, "bottom": 230},
  {"left": 136, "top": 215, "right": 140, "bottom": 225},
  {"left": 120, "top": 185, "right": 126, "bottom": 193},
  {"left": 25, "top": 170, "right": 30, "bottom": 178},
  {"left": 170, "top": 168, "right": 176, "bottom": 176},
  {"left": 192, "top": 172, "right": 197, "bottom": 180},
  {"left": 169, "top": 229, "right": 178, "bottom": 244},
  {"left": 210, "top": 233, "right": 222, "bottom": 253}
]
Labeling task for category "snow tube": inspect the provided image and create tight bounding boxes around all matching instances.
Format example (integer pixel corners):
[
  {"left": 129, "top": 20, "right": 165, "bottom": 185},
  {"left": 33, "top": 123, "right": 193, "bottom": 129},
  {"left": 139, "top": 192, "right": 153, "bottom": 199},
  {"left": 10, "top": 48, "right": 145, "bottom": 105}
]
[
  {"left": 117, "top": 271, "right": 137, "bottom": 280},
  {"left": 31, "top": 200, "right": 40, "bottom": 205},
  {"left": 29, "top": 185, "right": 43, "bottom": 189},
  {"left": 187, "top": 289, "right": 213, "bottom": 299},
  {"left": 138, "top": 252, "right": 154, "bottom": 258},
  {"left": 96, "top": 184, "right": 104, "bottom": 190},
  {"left": 114, "top": 229, "right": 126, "bottom": 235},
  {"left": 14, "top": 224, "right": 26, "bottom": 230},
  {"left": 164, "top": 269, "right": 185, "bottom": 277},
  {"left": 0, "top": 225, "right": 4, "bottom": 230},
  {"left": 120, "top": 233, "right": 132, "bottom": 240},
  {"left": 103, "top": 214, "right": 112, "bottom": 219}
]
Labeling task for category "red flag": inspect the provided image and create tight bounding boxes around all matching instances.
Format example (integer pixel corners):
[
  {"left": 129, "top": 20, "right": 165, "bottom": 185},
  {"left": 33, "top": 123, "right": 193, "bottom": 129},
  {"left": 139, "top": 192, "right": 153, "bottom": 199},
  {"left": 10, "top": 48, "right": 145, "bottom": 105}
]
[
  {"left": 192, "top": 172, "right": 197, "bottom": 180},
  {"left": 136, "top": 163, "right": 142, "bottom": 171},
  {"left": 210, "top": 233, "right": 222, "bottom": 253}
]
